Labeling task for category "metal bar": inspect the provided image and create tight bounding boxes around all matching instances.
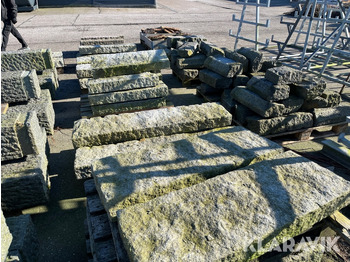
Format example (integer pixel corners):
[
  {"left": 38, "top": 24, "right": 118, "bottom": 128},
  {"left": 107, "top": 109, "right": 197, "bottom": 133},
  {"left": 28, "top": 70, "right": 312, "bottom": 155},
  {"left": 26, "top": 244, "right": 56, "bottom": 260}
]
[{"left": 236, "top": 0, "right": 270, "bottom": 7}]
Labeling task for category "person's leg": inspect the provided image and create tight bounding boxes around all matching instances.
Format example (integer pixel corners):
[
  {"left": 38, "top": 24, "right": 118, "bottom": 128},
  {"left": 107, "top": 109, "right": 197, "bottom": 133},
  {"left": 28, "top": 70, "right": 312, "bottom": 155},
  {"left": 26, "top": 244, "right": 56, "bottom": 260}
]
[
  {"left": 11, "top": 25, "right": 28, "bottom": 48},
  {"left": 1, "top": 20, "right": 12, "bottom": 51}
]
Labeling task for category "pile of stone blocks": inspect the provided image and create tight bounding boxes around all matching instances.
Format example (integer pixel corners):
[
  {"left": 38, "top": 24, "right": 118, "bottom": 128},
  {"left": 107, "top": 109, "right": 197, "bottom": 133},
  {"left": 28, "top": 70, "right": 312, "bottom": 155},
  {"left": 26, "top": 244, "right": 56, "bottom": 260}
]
[
  {"left": 76, "top": 36, "right": 171, "bottom": 117},
  {"left": 1, "top": 49, "right": 60, "bottom": 98},
  {"left": 225, "top": 65, "right": 349, "bottom": 136}
]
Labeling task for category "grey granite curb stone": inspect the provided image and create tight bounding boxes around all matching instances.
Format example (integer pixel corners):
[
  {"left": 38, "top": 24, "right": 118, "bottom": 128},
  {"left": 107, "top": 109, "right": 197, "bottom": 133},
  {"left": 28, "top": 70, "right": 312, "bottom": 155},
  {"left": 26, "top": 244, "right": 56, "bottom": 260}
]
[
  {"left": 231, "top": 86, "right": 285, "bottom": 118},
  {"left": 1, "top": 70, "right": 41, "bottom": 103},
  {"left": 281, "top": 95, "right": 304, "bottom": 114},
  {"left": 37, "top": 69, "right": 60, "bottom": 98},
  {"left": 92, "top": 126, "right": 283, "bottom": 222},
  {"left": 91, "top": 50, "right": 170, "bottom": 78},
  {"left": 91, "top": 97, "right": 167, "bottom": 117},
  {"left": 88, "top": 81, "right": 168, "bottom": 106},
  {"left": 80, "top": 36, "right": 124, "bottom": 46},
  {"left": 1, "top": 211, "right": 12, "bottom": 262},
  {"left": 234, "top": 102, "right": 258, "bottom": 126},
  {"left": 321, "top": 89, "right": 341, "bottom": 107},
  {"left": 204, "top": 56, "right": 243, "bottom": 78},
  {"left": 177, "top": 41, "right": 199, "bottom": 58},
  {"left": 313, "top": 103, "right": 350, "bottom": 126},
  {"left": 76, "top": 64, "right": 93, "bottom": 79},
  {"left": 265, "top": 66, "right": 302, "bottom": 85},
  {"left": 176, "top": 54, "right": 206, "bottom": 69},
  {"left": 79, "top": 43, "right": 137, "bottom": 56},
  {"left": 223, "top": 48, "right": 249, "bottom": 74},
  {"left": 233, "top": 75, "right": 250, "bottom": 87},
  {"left": 236, "top": 47, "right": 263, "bottom": 73},
  {"left": 199, "top": 69, "right": 233, "bottom": 89},
  {"left": 117, "top": 150, "right": 350, "bottom": 262},
  {"left": 199, "top": 42, "right": 225, "bottom": 57},
  {"left": 246, "top": 76, "right": 290, "bottom": 101},
  {"left": 301, "top": 96, "right": 328, "bottom": 111},
  {"left": 291, "top": 77, "right": 327, "bottom": 100},
  {"left": 246, "top": 112, "right": 314, "bottom": 136},
  {"left": 87, "top": 72, "right": 161, "bottom": 94},
  {"left": 72, "top": 102, "right": 232, "bottom": 148}
]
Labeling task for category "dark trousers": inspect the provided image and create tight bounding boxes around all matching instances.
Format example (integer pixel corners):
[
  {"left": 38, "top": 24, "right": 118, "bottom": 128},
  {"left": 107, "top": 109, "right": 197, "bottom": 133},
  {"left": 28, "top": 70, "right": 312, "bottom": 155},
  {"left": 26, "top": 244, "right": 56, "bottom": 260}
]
[{"left": 1, "top": 19, "right": 28, "bottom": 51}]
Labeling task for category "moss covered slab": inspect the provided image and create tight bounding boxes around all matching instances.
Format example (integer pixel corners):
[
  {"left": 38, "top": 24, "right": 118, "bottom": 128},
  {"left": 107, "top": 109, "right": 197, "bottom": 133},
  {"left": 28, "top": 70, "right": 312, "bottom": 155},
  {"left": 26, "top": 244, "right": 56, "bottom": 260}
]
[
  {"left": 117, "top": 151, "right": 350, "bottom": 262},
  {"left": 72, "top": 103, "right": 232, "bottom": 148},
  {"left": 92, "top": 126, "right": 283, "bottom": 222}
]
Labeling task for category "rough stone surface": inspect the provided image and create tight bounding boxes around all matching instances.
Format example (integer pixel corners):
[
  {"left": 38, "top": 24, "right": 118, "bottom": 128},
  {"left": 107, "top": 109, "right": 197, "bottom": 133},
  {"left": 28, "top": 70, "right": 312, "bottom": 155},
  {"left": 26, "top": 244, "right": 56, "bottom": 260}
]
[
  {"left": 220, "top": 89, "right": 236, "bottom": 113},
  {"left": 291, "top": 77, "right": 327, "bottom": 100},
  {"left": 117, "top": 150, "right": 350, "bottom": 262},
  {"left": 93, "top": 126, "right": 283, "bottom": 222},
  {"left": 166, "top": 36, "right": 187, "bottom": 49},
  {"left": 88, "top": 81, "right": 168, "bottom": 105},
  {"left": 199, "top": 69, "right": 232, "bottom": 89},
  {"left": 172, "top": 67, "right": 199, "bottom": 82},
  {"left": 91, "top": 49, "right": 170, "bottom": 78},
  {"left": 37, "top": 68, "right": 59, "bottom": 98},
  {"left": 313, "top": 103, "right": 350, "bottom": 126},
  {"left": 231, "top": 86, "right": 285, "bottom": 118},
  {"left": 1, "top": 211, "right": 12, "bottom": 262},
  {"left": 301, "top": 96, "right": 329, "bottom": 111},
  {"left": 246, "top": 76, "right": 290, "bottom": 101},
  {"left": 1, "top": 70, "right": 41, "bottom": 103},
  {"left": 87, "top": 72, "right": 161, "bottom": 94},
  {"left": 80, "top": 36, "right": 124, "bottom": 46},
  {"left": 79, "top": 43, "right": 137, "bottom": 55},
  {"left": 1, "top": 111, "right": 46, "bottom": 161},
  {"left": 321, "top": 89, "right": 341, "bottom": 107},
  {"left": 281, "top": 95, "right": 304, "bottom": 114},
  {"left": 76, "top": 64, "right": 93, "bottom": 79},
  {"left": 246, "top": 112, "right": 314, "bottom": 135},
  {"left": 204, "top": 56, "right": 243, "bottom": 78},
  {"left": 265, "top": 66, "right": 303, "bottom": 85},
  {"left": 91, "top": 97, "right": 167, "bottom": 117},
  {"left": 223, "top": 48, "right": 249, "bottom": 74},
  {"left": 1, "top": 49, "right": 55, "bottom": 72},
  {"left": 1, "top": 139, "right": 49, "bottom": 211},
  {"left": 236, "top": 47, "right": 263, "bottom": 73},
  {"left": 261, "top": 59, "right": 282, "bottom": 72},
  {"left": 6, "top": 90, "right": 55, "bottom": 135},
  {"left": 177, "top": 41, "right": 199, "bottom": 58},
  {"left": 233, "top": 75, "right": 249, "bottom": 87},
  {"left": 176, "top": 54, "right": 206, "bottom": 69},
  {"left": 199, "top": 42, "right": 225, "bottom": 57},
  {"left": 72, "top": 103, "right": 232, "bottom": 148},
  {"left": 234, "top": 102, "right": 258, "bottom": 126},
  {"left": 52, "top": 51, "right": 64, "bottom": 68},
  {"left": 6, "top": 215, "right": 39, "bottom": 262}
]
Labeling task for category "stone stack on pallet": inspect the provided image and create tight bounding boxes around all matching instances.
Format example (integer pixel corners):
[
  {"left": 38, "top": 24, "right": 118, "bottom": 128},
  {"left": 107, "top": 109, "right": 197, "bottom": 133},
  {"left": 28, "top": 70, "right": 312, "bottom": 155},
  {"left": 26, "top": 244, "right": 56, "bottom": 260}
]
[
  {"left": 76, "top": 36, "right": 171, "bottom": 117},
  {"left": 1, "top": 68, "right": 53, "bottom": 212},
  {"left": 1, "top": 49, "right": 60, "bottom": 98},
  {"left": 228, "top": 65, "right": 350, "bottom": 136}
]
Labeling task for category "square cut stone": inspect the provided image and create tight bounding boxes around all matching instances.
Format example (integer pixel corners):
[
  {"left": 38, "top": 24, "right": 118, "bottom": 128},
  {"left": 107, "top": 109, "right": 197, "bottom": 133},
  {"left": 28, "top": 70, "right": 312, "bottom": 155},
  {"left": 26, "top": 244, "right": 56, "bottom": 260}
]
[
  {"left": 117, "top": 151, "right": 350, "bottom": 262},
  {"left": 92, "top": 126, "right": 283, "bottom": 222},
  {"left": 79, "top": 43, "right": 137, "bottom": 56},
  {"left": 265, "top": 66, "right": 302, "bottom": 85},
  {"left": 199, "top": 69, "right": 232, "bottom": 89},
  {"left": 204, "top": 56, "right": 242, "bottom": 78},
  {"left": 236, "top": 47, "right": 263, "bottom": 73}
]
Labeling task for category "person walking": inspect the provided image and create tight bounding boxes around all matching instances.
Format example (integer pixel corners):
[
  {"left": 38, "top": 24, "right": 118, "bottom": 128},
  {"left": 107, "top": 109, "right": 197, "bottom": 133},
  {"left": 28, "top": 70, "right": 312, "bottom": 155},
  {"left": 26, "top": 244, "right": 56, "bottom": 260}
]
[{"left": 1, "top": 0, "right": 29, "bottom": 51}]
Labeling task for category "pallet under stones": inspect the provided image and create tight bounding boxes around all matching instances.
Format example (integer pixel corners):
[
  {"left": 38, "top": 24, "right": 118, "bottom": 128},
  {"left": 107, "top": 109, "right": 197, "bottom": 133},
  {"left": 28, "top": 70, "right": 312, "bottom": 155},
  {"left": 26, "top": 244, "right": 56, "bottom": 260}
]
[
  {"left": 233, "top": 119, "right": 348, "bottom": 144},
  {"left": 84, "top": 179, "right": 128, "bottom": 262}
]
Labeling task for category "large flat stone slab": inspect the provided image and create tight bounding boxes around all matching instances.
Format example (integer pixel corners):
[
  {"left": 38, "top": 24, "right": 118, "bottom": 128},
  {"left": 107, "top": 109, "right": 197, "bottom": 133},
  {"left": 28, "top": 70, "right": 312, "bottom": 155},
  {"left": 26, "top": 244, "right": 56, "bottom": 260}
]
[
  {"left": 72, "top": 103, "right": 232, "bottom": 148},
  {"left": 79, "top": 43, "right": 137, "bottom": 55},
  {"left": 91, "top": 97, "right": 167, "bottom": 117},
  {"left": 88, "top": 81, "right": 168, "bottom": 106},
  {"left": 90, "top": 49, "right": 170, "bottom": 78},
  {"left": 80, "top": 36, "right": 124, "bottom": 46},
  {"left": 92, "top": 126, "right": 283, "bottom": 222},
  {"left": 1, "top": 70, "right": 41, "bottom": 103},
  {"left": 313, "top": 103, "right": 350, "bottom": 126},
  {"left": 117, "top": 150, "right": 350, "bottom": 261},
  {"left": 87, "top": 72, "right": 161, "bottom": 94}
]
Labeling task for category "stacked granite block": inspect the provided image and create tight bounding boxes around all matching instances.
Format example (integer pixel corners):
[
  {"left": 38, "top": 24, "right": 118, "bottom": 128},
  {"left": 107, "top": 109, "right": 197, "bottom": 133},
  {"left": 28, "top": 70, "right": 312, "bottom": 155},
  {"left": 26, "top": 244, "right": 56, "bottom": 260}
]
[
  {"left": 1, "top": 49, "right": 60, "bottom": 98},
  {"left": 226, "top": 66, "right": 348, "bottom": 135}
]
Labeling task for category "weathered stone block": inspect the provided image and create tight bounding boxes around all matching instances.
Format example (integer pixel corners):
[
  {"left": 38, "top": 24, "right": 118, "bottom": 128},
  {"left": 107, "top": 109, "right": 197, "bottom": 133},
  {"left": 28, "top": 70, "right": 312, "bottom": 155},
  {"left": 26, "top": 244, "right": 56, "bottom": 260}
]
[
  {"left": 172, "top": 67, "right": 199, "bottom": 83},
  {"left": 1, "top": 49, "right": 55, "bottom": 72},
  {"left": 1, "top": 70, "right": 41, "bottom": 103},
  {"left": 177, "top": 41, "right": 199, "bottom": 58},
  {"left": 88, "top": 81, "right": 168, "bottom": 106},
  {"left": 301, "top": 96, "right": 328, "bottom": 111},
  {"left": 236, "top": 47, "right": 263, "bottom": 73},
  {"left": 199, "top": 42, "right": 225, "bottom": 57},
  {"left": 313, "top": 103, "right": 350, "bottom": 126},
  {"left": 91, "top": 50, "right": 170, "bottom": 78},
  {"left": 1, "top": 211, "right": 12, "bottom": 262},
  {"left": 6, "top": 215, "right": 39, "bottom": 262},
  {"left": 246, "top": 76, "right": 290, "bottom": 101},
  {"left": 261, "top": 59, "right": 282, "bottom": 72},
  {"left": 1, "top": 111, "right": 46, "bottom": 161},
  {"left": 91, "top": 97, "right": 167, "bottom": 118},
  {"left": 87, "top": 72, "right": 161, "bottom": 94},
  {"left": 233, "top": 75, "right": 249, "bottom": 87},
  {"left": 6, "top": 90, "right": 55, "bottom": 136},
  {"left": 72, "top": 103, "right": 232, "bottom": 148},
  {"left": 79, "top": 43, "right": 137, "bottom": 55},
  {"left": 176, "top": 54, "right": 206, "bottom": 69},
  {"left": 80, "top": 36, "right": 124, "bottom": 46},
  {"left": 321, "top": 89, "right": 341, "bottom": 107},
  {"left": 204, "top": 56, "right": 243, "bottom": 78},
  {"left": 199, "top": 69, "right": 232, "bottom": 89},
  {"left": 37, "top": 69, "right": 58, "bottom": 98},
  {"left": 234, "top": 102, "right": 258, "bottom": 126},
  {"left": 281, "top": 95, "right": 304, "bottom": 114},
  {"left": 265, "top": 66, "right": 302, "bottom": 85},
  {"left": 76, "top": 64, "right": 93, "bottom": 79},
  {"left": 231, "top": 86, "right": 285, "bottom": 118},
  {"left": 52, "top": 51, "right": 64, "bottom": 68},
  {"left": 246, "top": 112, "right": 313, "bottom": 135},
  {"left": 166, "top": 36, "right": 187, "bottom": 49},
  {"left": 93, "top": 126, "right": 283, "bottom": 222},
  {"left": 220, "top": 89, "right": 236, "bottom": 113},
  {"left": 291, "top": 76, "right": 326, "bottom": 100},
  {"left": 223, "top": 48, "right": 249, "bottom": 74},
  {"left": 198, "top": 83, "right": 221, "bottom": 95},
  {"left": 117, "top": 150, "right": 350, "bottom": 261}
]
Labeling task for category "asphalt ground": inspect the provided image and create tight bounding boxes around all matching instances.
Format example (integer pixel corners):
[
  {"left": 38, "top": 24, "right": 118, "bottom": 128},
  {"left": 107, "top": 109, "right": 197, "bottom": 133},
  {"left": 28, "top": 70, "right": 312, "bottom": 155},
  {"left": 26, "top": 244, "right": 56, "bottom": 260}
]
[{"left": 3, "top": 0, "right": 349, "bottom": 261}]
